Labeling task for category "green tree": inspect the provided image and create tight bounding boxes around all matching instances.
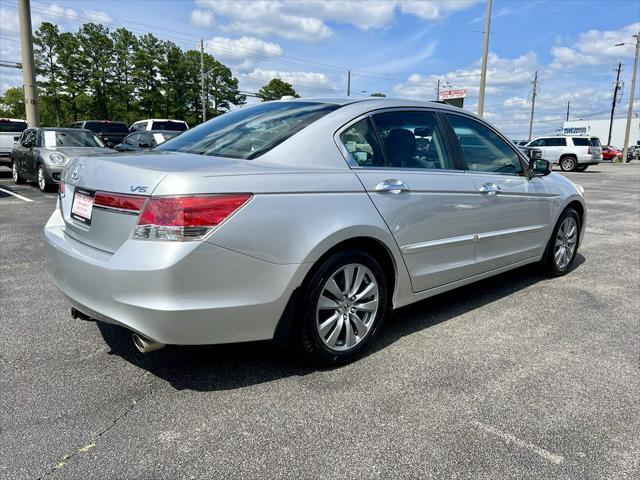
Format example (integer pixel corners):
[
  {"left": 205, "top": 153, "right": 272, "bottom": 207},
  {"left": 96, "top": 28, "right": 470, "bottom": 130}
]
[
  {"left": 111, "top": 28, "right": 138, "bottom": 124},
  {"left": 160, "top": 41, "right": 189, "bottom": 121},
  {"left": 257, "top": 78, "right": 298, "bottom": 101},
  {"left": 78, "top": 23, "right": 114, "bottom": 119},
  {"left": 57, "top": 31, "right": 85, "bottom": 123},
  {"left": 132, "top": 33, "right": 164, "bottom": 118},
  {"left": 370, "top": 92, "right": 386, "bottom": 97},
  {"left": 204, "top": 54, "right": 245, "bottom": 116},
  {"left": 34, "top": 22, "right": 63, "bottom": 126},
  {"left": 0, "top": 87, "right": 26, "bottom": 118}
]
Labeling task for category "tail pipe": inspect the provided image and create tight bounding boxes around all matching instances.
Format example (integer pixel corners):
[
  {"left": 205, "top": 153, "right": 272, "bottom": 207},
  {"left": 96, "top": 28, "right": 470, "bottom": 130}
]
[{"left": 132, "top": 333, "right": 166, "bottom": 353}]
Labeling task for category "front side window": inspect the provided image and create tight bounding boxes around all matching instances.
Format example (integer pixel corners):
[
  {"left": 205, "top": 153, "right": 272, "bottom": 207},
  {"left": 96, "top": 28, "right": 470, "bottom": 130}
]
[
  {"left": 124, "top": 133, "right": 138, "bottom": 145},
  {"left": 339, "top": 117, "right": 385, "bottom": 167},
  {"left": 372, "top": 111, "right": 453, "bottom": 169},
  {"left": 528, "top": 138, "right": 546, "bottom": 147},
  {"left": 447, "top": 114, "right": 522, "bottom": 175},
  {"left": 158, "top": 101, "right": 340, "bottom": 160},
  {"left": 21, "top": 129, "right": 36, "bottom": 146}
]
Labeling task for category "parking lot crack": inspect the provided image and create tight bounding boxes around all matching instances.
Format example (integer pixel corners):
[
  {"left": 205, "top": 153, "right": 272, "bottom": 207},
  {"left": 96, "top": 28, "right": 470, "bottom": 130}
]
[{"left": 36, "top": 371, "right": 155, "bottom": 479}]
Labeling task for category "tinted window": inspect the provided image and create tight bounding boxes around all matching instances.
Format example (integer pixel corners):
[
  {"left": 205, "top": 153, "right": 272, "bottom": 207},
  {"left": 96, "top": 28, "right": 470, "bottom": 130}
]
[
  {"left": 151, "top": 121, "right": 188, "bottom": 131},
  {"left": 158, "top": 101, "right": 340, "bottom": 160},
  {"left": 590, "top": 137, "right": 601, "bottom": 146},
  {"left": 124, "top": 133, "right": 138, "bottom": 145},
  {"left": 41, "top": 130, "right": 104, "bottom": 147},
  {"left": 84, "top": 122, "right": 129, "bottom": 134},
  {"left": 373, "top": 111, "right": 453, "bottom": 169},
  {"left": 339, "top": 118, "right": 385, "bottom": 167},
  {"left": 447, "top": 114, "right": 522, "bottom": 174},
  {"left": 0, "top": 120, "right": 27, "bottom": 133},
  {"left": 572, "top": 137, "right": 591, "bottom": 146},
  {"left": 528, "top": 139, "right": 545, "bottom": 147},
  {"left": 21, "top": 129, "right": 36, "bottom": 146},
  {"left": 546, "top": 138, "right": 566, "bottom": 146}
]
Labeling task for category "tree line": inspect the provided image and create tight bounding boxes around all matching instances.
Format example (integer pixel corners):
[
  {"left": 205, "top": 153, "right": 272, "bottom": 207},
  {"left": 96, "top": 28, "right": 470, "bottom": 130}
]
[{"left": 0, "top": 22, "right": 302, "bottom": 127}]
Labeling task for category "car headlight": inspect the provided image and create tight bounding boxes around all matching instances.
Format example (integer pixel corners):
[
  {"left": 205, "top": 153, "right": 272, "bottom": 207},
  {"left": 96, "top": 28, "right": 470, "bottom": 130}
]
[
  {"left": 576, "top": 184, "right": 584, "bottom": 195},
  {"left": 49, "top": 152, "right": 67, "bottom": 165}
]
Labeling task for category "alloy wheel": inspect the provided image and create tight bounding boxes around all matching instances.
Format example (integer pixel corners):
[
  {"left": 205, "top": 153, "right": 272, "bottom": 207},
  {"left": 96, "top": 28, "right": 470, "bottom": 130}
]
[
  {"left": 554, "top": 216, "right": 578, "bottom": 269},
  {"left": 38, "top": 166, "right": 46, "bottom": 191},
  {"left": 315, "top": 263, "right": 379, "bottom": 352},
  {"left": 561, "top": 157, "right": 576, "bottom": 171}
]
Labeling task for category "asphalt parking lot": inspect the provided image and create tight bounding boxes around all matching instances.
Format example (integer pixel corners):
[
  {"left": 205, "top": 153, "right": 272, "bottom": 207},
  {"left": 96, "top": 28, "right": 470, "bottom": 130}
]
[{"left": 0, "top": 162, "right": 638, "bottom": 479}]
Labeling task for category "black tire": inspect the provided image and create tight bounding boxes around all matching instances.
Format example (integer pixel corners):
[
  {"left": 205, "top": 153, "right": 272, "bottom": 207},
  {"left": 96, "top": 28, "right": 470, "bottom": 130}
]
[
  {"left": 296, "top": 249, "right": 389, "bottom": 366},
  {"left": 37, "top": 164, "right": 54, "bottom": 192},
  {"left": 12, "top": 159, "right": 26, "bottom": 184},
  {"left": 575, "top": 165, "right": 588, "bottom": 172},
  {"left": 560, "top": 156, "right": 577, "bottom": 172},
  {"left": 541, "top": 207, "right": 581, "bottom": 277}
]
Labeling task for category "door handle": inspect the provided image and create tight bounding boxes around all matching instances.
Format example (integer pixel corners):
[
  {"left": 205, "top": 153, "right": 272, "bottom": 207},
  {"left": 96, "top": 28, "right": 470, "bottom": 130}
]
[
  {"left": 375, "top": 179, "right": 410, "bottom": 194},
  {"left": 479, "top": 182, "right": 501, "bottom": 195}
]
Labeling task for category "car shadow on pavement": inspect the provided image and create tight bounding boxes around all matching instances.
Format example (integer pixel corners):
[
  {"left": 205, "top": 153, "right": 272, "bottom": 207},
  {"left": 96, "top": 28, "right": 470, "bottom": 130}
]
[{"left": 98, "top": 254, "right": 585, "bottom": 392}]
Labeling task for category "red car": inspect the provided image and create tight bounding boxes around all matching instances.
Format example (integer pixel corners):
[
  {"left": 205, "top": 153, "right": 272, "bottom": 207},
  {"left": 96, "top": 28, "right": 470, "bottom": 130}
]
[{"left": 602, "top": 146, "right": 622, "bottom": 161}]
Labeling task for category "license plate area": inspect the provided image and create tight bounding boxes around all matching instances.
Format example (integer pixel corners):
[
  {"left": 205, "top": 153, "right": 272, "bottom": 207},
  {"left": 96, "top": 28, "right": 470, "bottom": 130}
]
[{"left": 71, "top": 188, "right": 94, "bottom": 225}]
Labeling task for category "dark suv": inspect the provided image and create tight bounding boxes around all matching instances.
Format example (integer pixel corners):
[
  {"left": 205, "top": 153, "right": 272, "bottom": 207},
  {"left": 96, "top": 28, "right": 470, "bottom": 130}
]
[{"left": 70, "top": 120, "right": 129, "bottom": 148}]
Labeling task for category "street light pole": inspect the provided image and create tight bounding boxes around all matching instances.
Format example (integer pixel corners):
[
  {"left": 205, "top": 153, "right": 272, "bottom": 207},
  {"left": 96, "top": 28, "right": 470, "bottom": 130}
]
[
  {"left": 18, "top": 0, "right": 39, "bottom": 127},
  {"left": 477, "top": 0, "right": 492, "bottom": 117},
  {"left": 621, "top": 33, "right": 639, "bottom": 164}
]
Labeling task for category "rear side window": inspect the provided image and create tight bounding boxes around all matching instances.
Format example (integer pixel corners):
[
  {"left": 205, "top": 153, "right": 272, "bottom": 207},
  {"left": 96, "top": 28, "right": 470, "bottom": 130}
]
[
  {"left": 158, "top": 101, "right": 340, "bottom": 159},
  {"left": 0, "top": 120, "right": 27, "bottom": 133},
  {"left": 340, "top": 118, "right": 385, "bottom": 167},
  {"left": 151, "top": 121, "right": 187, "bottom": 131},
  {"left": 372, "top": 110, "right": 453, "bottom": 169},
  {"left": 447, "top": 114, "right": 522, "bottom": 175},
  {"left": 590, "top": 137, "right": 602, "bottom": 146},
  {"left": 572, "top": 137, "right": 591, "bottom": 146}
]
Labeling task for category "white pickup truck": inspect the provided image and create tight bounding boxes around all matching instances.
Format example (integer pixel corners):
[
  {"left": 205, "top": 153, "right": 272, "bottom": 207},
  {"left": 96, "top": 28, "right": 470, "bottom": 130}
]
[
  {"left": 526, "top": 135, "right": 603, "bottom": 172},
  {"left": 0, "top": 118, "right": 27, "bottom": 165}
]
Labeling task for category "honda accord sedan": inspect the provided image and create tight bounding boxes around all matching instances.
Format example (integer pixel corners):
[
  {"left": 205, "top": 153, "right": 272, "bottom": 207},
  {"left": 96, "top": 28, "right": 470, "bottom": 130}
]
[{"left": 44, "top": 98, "right": 586, "bottom": 364}]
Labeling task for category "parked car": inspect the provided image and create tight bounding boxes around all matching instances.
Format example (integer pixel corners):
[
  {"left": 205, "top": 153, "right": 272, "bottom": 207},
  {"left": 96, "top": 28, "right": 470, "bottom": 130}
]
[
  {"left": 601, "top": 145, "right": 622, "bottom": 161},
  {"left": 11, "top": 127, "right": 113, "bottom": 191},
  {"left": 44, "top": 98, "right": 586, "bottom": 365},
  {"left": 0, "top": 118, "right": 27, "bottom": 164},
  {"left": 70, "top": 120, "right": 129, "bottom": 148},
  {"left": 129, "top": 119, "right": 188, "bottom": 133},
  {"left": 114, "top": 130, "right": 181, "bottom": 152},
  {"left": 526, "top": 135, "right": 602, "bottom": 171}
]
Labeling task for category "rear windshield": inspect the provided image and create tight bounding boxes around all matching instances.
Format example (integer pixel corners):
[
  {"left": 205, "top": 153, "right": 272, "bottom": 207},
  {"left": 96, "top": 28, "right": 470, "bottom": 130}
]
[
  {"left": 151, "top": 121, "right": 188, "bottom": 131},
  {"left": 572, "top": 137, "right": 591, "bottom": 146},
  {"left": 157, "top": 101, "right": 340, "bottom": 159},
  {"left": 590, "top": 137, "right": 602, "bottom": 146},
  {"left": 84, "top": 122, "right": 129, "bottom": 134},
  {"left": 42, "top": 130, "right": 104, "bottom": 148},
  {"left": 0, "top": 120, "right": 27, "bottom": 133}
]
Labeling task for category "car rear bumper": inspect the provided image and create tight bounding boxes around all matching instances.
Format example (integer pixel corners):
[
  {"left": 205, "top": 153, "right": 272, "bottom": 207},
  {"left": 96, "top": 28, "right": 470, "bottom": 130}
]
[{"left": 44, "top": 207, "right": 308, "bottom": 345}]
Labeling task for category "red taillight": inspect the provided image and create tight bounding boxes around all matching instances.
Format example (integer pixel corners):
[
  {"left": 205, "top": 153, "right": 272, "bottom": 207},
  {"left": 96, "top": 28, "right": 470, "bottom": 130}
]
[
  {"left": 133, "top": 194, "right": 252, "bottom": 241},
  {"left": 94, "top": 192, "right": 147, "bottom": 212},
  {"left": 588, "top": 146, "right": 592, "bottom": 154},
  {"left": 59, "top": 182, "right": 65, "bottom": 195}
]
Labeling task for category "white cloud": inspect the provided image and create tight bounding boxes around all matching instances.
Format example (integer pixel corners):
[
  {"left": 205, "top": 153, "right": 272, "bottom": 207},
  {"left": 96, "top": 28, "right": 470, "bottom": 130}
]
[
  {"left": 551, "top": 23, "right": 640, "bottom": 69},
  {"left": 206, "top": 36, "right": 284, "bottom": 72},
  {"left": 191, "top": 9, "right": 214, "bottom": 28},
  {"left": 194, "top": 0, "right": 480, "bottom": 42}
]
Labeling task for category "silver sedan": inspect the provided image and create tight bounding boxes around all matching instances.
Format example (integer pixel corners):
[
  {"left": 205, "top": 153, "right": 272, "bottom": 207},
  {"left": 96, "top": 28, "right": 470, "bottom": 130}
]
[{"left": 44, "top": 98, "right": 586, "bottom": 364}]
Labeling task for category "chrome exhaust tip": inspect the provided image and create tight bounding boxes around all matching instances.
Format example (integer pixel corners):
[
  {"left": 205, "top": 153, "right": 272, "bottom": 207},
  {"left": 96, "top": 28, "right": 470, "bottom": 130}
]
[{"left": 132, "top": 333, "right": 166, "bottom": 353}]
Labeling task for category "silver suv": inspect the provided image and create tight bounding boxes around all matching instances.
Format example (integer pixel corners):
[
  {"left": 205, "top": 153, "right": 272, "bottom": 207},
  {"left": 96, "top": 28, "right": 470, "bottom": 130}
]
[{"left": 526, "top": 135, "right": 602, "bottom": 171}]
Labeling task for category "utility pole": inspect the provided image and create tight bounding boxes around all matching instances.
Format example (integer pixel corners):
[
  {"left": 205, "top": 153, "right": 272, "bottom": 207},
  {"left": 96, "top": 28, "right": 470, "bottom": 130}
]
[
  {"left": 436, "top": 79, "right": 440, "bottom": 101},
  {"left": 621, "top": 33, "right": 639, "bottom": 164},
  {"left": 200, "top": 39, "right": 206, "bottom": 123},
  {"left": 477, "top": 0, "right": 492, "bottom": 117},
  {"left": 18, "top": 0, "right": 39, "bottom": 127},
  {"left": 347, "top": 70, "right": 351, "bottom": 97},
  {"left": 608, "top": 61, "right": 623, "bottom": 146},
  {"left": 566, "top": 101, "right": 570, "bottom": 121},
  {"left": 528, "top": 70, "right": 538, "bottom": 142}
]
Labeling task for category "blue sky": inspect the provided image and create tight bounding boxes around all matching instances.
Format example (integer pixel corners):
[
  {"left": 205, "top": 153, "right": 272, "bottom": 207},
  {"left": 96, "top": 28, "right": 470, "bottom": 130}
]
[{"left": 1, "top": 0, "right": 639, "bottom": 137}]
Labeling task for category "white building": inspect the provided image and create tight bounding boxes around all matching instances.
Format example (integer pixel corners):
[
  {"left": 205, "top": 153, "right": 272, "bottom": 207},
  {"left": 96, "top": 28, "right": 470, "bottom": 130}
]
[{"left": 562, "top": 118, "right": 640, "bottom": 147}]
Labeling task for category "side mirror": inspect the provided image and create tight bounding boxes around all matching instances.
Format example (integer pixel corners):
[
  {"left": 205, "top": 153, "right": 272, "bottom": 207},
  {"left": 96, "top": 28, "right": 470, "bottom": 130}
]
[
  {"left": 531, "top": 159, "right": 552, "bottom": 176},
  {"left": 13, "top": 135, "right": 20, "bottom": 142}
]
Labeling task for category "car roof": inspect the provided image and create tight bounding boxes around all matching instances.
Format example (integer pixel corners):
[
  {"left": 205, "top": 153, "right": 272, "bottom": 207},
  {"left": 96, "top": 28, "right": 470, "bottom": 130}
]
[
  {"left": 276, "top": 96, "right": 471, "bottom": 114},
  {"left": 133, "top": 119, "right": 188, "bottom": 123}
]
